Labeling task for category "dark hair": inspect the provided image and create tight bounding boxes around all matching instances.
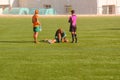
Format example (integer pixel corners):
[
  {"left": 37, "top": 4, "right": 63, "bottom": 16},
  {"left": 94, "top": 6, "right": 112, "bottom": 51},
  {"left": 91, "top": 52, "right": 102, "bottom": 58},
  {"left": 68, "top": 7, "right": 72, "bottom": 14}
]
[{"left": 71, "top": 10, "right": 75, "bottom": 14}]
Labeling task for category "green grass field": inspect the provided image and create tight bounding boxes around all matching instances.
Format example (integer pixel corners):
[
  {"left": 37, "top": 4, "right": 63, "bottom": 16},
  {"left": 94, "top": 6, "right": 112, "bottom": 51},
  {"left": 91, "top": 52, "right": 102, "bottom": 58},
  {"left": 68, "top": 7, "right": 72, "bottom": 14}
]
[{"left": 0, "top": 16, "right": 120, "bottom": 80}]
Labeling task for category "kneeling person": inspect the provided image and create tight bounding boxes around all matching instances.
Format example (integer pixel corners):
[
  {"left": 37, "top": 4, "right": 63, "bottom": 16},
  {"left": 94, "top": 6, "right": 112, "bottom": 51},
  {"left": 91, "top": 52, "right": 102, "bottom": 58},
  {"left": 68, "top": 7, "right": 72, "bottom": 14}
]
[{"left": 48, "top": 28, "right": 68, "bottom": 44}]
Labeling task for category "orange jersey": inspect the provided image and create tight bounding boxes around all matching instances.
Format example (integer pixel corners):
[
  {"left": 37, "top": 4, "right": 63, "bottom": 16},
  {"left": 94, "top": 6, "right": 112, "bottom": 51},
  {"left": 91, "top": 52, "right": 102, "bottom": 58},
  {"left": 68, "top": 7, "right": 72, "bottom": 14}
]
[{"left": 32, "top": 14, "right": 40, "bottom": 27}]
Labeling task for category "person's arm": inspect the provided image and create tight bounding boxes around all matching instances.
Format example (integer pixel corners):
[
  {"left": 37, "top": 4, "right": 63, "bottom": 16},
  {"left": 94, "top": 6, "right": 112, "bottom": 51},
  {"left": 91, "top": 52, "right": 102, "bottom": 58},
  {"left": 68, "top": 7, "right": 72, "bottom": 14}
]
[
  {"left": 68, "top": 16, "right": 72, "bottom": 23},
  {"left": 58, "top": 33, "right": 61, "bottom": 43}
]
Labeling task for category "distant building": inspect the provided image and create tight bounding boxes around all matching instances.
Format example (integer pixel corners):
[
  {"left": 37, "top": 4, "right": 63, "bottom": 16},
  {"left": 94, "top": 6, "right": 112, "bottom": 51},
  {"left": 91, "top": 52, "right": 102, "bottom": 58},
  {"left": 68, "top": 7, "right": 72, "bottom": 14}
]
[
  {"left": 0, "top": 0, "right": 120, "bottom": 15},
  {"left": 98, "top": 0, "right": 120, "bottom": 15}
]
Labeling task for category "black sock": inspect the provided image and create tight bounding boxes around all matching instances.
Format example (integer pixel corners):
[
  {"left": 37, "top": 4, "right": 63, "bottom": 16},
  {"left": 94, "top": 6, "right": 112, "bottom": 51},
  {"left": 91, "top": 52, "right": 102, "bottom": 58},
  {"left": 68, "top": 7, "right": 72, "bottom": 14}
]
[
  {"left": 72, "top": 34, "right": 74, "bottom": 42},
  {"left": 75, "top": 34, "right": 77, "bottom": 43}
]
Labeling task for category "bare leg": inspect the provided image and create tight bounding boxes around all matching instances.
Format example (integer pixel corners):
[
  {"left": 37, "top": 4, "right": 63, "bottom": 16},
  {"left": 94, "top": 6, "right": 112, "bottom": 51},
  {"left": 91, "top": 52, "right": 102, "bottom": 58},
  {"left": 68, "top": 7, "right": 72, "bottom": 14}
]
[
  {"left": 33, "top": 32, "right": 39, "bottom": 43},
  {"left": 48, "top": 39, "right": 56, "bottom": 44}
]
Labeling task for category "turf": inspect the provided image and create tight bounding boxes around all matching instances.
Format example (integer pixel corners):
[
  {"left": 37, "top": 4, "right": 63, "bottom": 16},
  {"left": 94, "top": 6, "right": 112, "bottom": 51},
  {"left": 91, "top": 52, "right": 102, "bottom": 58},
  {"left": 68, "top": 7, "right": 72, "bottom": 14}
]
[{"left": 0, "top": 16, "right": 120, "bottom": 80}]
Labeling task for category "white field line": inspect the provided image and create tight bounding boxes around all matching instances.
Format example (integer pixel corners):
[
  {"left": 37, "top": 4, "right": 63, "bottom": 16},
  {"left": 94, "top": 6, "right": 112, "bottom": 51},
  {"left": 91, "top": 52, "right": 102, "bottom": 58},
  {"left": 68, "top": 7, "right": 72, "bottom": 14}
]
[{"left": 0, "top": 14, "right": 120, "bottom": 18}]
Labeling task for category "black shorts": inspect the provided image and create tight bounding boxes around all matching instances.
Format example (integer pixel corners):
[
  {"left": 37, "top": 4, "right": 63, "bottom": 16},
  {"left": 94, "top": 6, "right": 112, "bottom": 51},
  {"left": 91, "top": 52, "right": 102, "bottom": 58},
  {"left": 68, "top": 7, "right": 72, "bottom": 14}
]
[{"left": 69, "top": 25, "right": 77, "bottom": 32}]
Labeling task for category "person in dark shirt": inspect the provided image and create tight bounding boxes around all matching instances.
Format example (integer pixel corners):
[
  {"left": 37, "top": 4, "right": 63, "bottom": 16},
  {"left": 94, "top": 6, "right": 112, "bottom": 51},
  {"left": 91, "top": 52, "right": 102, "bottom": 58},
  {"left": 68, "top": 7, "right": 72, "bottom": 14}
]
[{"left": 43, "top": 28, "right": 68, "bottom": 44}]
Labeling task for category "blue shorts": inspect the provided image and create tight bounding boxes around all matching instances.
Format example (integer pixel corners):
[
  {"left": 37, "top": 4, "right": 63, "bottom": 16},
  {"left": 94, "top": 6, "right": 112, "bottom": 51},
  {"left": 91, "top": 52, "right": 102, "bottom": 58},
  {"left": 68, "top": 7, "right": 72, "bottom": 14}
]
[{"left": 33, "top": 26, "right": 42, "bottom": 32}]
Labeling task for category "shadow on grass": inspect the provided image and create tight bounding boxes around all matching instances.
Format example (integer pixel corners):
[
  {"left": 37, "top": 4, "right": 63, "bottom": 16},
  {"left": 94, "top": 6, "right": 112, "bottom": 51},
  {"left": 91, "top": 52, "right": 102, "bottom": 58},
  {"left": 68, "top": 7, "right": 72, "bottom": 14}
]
[
  {"left": 0, "top": 40, "right": 76, "bottom": 44},
  {"left": 0, "top": 41, "right": 33, "bottom": 44},
  {"left": 105, "top": 28, "right": 120, "bottom": 30}
]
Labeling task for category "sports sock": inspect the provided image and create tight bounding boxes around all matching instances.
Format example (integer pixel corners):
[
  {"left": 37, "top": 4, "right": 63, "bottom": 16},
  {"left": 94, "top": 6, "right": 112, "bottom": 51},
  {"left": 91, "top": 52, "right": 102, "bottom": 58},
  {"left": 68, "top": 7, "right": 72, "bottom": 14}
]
[
  {"left": 75, "top": 34, "right": 77, "bottom": 43},
  {"left": 72, "top": 34, "right": 74, "bottom": 43}
]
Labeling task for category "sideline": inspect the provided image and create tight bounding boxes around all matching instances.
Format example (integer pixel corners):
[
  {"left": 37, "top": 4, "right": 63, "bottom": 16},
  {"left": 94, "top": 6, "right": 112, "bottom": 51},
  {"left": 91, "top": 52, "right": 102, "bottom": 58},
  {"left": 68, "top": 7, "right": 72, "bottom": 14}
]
[{"left": 0, "top": 14, "right": 120, "bottom": 18}]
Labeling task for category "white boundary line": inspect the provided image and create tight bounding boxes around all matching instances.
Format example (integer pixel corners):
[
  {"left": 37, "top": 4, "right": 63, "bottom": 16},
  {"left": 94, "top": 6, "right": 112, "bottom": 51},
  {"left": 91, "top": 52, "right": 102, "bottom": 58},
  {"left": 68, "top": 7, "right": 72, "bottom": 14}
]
[{"left": 0, "top": 14, "right": 120, "bottom": 17}]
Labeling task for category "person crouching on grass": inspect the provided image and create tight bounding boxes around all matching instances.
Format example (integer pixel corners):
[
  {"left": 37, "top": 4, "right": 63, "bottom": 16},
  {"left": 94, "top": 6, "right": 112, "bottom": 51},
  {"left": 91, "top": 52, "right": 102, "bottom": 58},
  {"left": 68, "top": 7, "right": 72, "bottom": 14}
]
[
  {"left": 32, "top": 9, "right": 42, "bottom": 43},
  {"left": 44, "top": 28, "right": 68, "bottom": 44}
]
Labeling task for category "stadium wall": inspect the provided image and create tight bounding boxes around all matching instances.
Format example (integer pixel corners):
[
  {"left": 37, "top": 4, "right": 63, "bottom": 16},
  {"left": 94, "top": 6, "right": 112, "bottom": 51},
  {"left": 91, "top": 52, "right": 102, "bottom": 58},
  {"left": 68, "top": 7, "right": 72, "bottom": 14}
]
[
  {"left": 18, "top": 0, "right": 97, "bottom": 14},
  {"left": 1, "top": 0, "right": 120, "bottom": 15}
]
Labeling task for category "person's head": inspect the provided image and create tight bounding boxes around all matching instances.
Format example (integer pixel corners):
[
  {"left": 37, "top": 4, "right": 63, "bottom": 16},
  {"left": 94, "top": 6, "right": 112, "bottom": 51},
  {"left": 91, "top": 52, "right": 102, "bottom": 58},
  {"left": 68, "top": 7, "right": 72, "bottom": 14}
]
[
  {"left": 71, "top": 10, "right": 75, "bottom": 15},
  {"left": 35, "top": 9, "right": 39, "bottom": 14},
  {"left": 57, "top": 28, "right": 62, "bottom": 33}
]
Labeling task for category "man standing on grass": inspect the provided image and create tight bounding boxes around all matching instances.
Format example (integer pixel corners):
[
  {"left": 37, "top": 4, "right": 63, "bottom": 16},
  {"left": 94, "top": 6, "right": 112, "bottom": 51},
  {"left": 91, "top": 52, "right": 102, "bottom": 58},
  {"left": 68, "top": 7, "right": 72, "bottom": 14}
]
[
  {"left": 68, "top": 10, "right": 77, "bottom": 43},
  {"left": 32, "top": 9, "right": 42, "bottom": 43}
]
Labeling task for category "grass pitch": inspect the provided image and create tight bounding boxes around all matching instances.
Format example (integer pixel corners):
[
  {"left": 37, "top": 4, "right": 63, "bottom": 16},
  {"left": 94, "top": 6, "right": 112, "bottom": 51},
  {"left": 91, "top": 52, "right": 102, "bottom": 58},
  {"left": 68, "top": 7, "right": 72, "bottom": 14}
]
[{"left": 0, "top": 16, "right": 120, "bottom": 80}]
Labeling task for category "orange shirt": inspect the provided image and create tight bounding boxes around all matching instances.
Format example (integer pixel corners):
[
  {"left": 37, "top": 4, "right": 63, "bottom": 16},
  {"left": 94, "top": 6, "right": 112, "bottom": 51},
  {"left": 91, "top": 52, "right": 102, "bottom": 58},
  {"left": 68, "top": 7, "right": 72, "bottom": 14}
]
[{"left": 32, "top": 14, "right": 40, "bottom": 27}]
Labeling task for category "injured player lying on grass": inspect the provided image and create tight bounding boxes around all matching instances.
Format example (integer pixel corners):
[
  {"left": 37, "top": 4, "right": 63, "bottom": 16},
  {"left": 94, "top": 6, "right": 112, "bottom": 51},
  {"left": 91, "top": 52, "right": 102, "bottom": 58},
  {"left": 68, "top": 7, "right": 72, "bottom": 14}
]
[{"left": 43, "top": 28, "right": 68, "bottom": 44}]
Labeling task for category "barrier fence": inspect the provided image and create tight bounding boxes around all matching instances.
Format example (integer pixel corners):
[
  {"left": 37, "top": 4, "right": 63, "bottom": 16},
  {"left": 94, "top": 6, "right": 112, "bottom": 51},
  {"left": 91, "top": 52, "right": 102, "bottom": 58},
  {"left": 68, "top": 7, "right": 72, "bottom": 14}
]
[{"left": 2, "top": 7, "right": 56, "bottom": 15}]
